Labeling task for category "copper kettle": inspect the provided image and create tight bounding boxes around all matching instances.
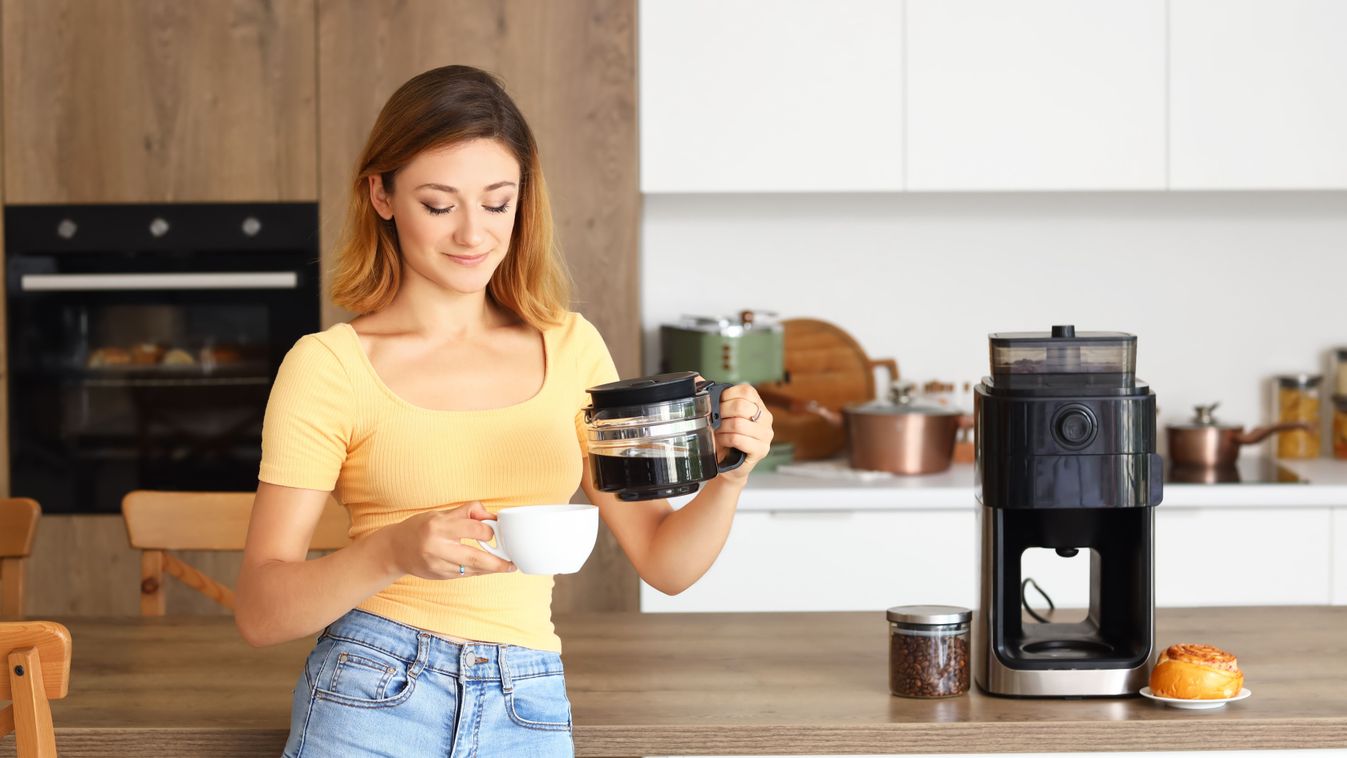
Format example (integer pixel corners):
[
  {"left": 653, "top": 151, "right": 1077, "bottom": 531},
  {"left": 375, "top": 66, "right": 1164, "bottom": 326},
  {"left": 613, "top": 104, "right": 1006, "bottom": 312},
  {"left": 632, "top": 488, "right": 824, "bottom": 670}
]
[{"left": 1166, "top": 403, "right": 1312, "bottom": 467}]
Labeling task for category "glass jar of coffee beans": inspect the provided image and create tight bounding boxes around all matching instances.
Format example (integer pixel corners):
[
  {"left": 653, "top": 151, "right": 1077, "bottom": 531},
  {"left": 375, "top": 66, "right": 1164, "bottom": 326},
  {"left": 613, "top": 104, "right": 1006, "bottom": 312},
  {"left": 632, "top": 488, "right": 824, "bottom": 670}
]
[{"left": 887, "top": 605, "right": 972, "bottom": 698}]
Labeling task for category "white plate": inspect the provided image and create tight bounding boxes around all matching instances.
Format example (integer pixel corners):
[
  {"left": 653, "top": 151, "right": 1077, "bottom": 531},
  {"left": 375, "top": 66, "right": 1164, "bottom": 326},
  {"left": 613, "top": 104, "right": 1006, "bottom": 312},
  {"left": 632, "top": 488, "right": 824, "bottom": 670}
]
[{"left": 1139, "top": 686, "right": 1251, "bottom": 709}]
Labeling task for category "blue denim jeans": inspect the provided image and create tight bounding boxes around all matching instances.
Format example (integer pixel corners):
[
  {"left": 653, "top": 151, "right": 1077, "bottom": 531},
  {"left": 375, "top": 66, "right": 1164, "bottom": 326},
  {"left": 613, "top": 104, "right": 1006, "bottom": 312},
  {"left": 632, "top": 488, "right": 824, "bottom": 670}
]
[{"left": 282, "top": 609, "right": 574, "bottom": 757}]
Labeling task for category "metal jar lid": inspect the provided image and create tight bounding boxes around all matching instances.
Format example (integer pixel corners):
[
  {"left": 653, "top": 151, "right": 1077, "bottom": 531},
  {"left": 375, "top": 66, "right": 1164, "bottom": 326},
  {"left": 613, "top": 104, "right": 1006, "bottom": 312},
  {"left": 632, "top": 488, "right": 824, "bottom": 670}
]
[
  {"left": 1276, "top": 373, "right": 1322, "bottom": 389},
  {"left": 886, "top": 604, "right": 972, "bottom": 625}
]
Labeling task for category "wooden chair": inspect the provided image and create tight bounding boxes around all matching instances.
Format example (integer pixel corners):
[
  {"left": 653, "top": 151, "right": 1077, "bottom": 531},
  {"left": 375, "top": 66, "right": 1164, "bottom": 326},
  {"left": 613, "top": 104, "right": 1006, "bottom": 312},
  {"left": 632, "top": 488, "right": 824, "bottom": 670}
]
[
  {"left": 0, "top": 620, "right": 71, "bottom": 758},
  {"left": 121, "top": 491, "right": 350, "bottom": 616},
  {"left": 0, "top": 499, "right": 42, "bottom": 618}
]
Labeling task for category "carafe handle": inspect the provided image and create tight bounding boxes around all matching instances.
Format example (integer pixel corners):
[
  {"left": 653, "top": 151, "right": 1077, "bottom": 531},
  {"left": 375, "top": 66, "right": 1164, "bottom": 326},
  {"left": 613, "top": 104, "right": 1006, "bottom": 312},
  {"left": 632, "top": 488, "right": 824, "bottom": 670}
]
[{"left": 697, "top": 379, "right": 748, "bottom": 473}]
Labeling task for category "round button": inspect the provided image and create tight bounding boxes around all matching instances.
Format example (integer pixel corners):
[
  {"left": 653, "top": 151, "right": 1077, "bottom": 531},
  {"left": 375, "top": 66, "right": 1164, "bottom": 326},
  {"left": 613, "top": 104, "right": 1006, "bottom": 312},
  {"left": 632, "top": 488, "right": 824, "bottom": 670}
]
[
  {"left": 56, "top": 218, "right": 77, "bottom": 239},
  {"left": 1053, "top": 405, "right": 1097, "bottom": 449},
  {"left": 149, "top": 217, "right": 170, "bottom": 237}
]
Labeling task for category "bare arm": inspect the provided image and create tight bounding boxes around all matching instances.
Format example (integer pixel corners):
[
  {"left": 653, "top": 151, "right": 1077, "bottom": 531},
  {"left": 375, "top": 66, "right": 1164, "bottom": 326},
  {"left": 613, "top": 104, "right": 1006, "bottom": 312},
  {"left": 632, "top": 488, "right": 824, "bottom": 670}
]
[
  {"left": 586, "top": 387, "right": 773, "bottom": 595},
  {"left": 234, "top": 482, "right": 515, "bottom": 647}
]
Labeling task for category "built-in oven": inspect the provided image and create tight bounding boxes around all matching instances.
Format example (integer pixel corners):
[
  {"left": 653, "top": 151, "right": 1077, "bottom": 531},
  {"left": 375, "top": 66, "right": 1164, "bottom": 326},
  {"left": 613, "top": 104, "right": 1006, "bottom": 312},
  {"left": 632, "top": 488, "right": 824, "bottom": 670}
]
[{"left": 5, "top": 203, "right": 319, "bottom": 514}]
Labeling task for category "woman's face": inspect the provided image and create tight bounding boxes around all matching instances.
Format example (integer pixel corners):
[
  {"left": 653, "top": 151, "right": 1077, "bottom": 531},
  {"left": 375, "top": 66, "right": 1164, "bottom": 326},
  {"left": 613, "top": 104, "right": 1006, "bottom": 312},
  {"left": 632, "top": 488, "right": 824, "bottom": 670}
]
[{"left": 370, "top": 138, "right": 522, "bottom": 296}]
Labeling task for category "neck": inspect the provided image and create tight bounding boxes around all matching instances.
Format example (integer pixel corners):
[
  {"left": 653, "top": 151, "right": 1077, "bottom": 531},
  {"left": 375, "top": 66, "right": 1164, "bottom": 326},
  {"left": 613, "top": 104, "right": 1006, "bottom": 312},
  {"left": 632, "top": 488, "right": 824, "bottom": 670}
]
[{"left": 381, "top": 273, "right": 513, "bottom": 340}]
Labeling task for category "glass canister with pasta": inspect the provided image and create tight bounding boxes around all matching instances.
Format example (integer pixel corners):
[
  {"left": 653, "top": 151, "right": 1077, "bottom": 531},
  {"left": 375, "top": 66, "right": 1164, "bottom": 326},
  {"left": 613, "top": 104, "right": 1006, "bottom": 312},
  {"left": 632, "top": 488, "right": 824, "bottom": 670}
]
[{"left": 1274, "top": 374, "right": 1322, "bottom": 459}]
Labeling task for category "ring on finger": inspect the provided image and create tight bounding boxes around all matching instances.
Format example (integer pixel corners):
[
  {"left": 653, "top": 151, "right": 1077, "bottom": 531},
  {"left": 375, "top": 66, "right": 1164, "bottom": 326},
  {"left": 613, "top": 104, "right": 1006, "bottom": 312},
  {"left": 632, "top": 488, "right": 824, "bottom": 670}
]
[
  {"left": 458, "top": 564, "right": 466, "bottom": 576},
  {"left": 750, "top": 401, "right": 763, "bottom": 423}
]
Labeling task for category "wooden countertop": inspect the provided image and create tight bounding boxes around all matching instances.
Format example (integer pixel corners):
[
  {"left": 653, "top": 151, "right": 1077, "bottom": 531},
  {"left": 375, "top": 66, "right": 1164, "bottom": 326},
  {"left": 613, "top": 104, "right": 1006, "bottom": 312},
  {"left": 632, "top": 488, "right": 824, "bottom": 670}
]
[{"left": 2, "top": 606, "right": 1344, "bottom": 756}]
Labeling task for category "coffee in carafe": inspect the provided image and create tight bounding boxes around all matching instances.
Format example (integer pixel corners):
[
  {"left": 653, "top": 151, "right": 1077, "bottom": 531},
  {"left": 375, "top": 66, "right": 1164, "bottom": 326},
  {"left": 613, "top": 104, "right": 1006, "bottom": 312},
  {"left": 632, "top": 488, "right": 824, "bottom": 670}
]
[{"left": 583, "top": 372, "right": 746, "bottom": 501}]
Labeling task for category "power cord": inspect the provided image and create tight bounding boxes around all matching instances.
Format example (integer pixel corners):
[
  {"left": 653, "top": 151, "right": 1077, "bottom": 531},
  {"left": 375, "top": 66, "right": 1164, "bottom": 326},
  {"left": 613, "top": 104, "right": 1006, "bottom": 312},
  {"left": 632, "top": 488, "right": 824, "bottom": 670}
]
[{"left": 1021, "top": 577, "right": 1055, "bottom": 623}]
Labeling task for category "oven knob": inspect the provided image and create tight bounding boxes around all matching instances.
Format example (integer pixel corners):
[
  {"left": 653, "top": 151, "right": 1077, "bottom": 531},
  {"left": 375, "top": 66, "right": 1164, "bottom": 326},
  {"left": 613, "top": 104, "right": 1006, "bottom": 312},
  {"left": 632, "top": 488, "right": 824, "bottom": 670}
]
[
  {"left": 149, "top": 217, "right": 170, "bottom": 237},
  {"left": 242, "top": 216, "right": 262, "bottom": 237},
  {"left": 56, "top": 218, "right": 77, "bottom": 239}
]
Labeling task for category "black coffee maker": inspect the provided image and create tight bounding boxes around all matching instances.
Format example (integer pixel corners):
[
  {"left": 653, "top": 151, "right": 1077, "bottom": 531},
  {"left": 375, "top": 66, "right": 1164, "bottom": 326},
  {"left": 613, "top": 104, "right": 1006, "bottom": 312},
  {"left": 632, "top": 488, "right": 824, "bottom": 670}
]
[{"left": 974, "top": 325, "right": 1163, "bottom": 697}]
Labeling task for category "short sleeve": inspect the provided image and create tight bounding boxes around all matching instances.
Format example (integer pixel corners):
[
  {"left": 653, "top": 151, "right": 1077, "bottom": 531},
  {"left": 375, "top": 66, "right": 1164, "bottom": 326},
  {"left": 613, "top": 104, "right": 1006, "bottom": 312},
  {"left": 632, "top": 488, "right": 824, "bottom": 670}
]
[
  {"left": 572, "top": 315, "right": 620, "bottom": 457},
  {"left": 258, "top": 334, "right": 355, "bottom": 491}
]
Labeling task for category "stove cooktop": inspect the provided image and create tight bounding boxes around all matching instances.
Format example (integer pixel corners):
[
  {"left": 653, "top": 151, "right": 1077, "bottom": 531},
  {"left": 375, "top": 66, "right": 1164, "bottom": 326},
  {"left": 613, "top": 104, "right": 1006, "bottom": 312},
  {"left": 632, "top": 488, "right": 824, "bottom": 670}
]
[{"left": 1165, "top": 457, "right": 1308, "bottom": 485}]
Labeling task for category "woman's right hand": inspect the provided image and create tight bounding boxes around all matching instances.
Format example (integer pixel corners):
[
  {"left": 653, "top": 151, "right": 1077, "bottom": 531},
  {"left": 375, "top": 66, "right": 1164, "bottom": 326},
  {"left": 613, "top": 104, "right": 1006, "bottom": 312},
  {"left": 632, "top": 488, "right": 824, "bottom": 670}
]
[{"left": 385, "top": 501, "right": 517, "bottom": 579}]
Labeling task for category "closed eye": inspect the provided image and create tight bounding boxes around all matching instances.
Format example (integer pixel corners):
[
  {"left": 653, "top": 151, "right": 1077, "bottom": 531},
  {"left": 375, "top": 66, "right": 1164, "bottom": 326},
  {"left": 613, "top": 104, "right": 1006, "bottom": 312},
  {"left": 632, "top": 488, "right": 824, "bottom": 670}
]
[
  {"left": 486, "top": 203, "right": 511, "bottom": 214},
  {"left": 422, "top": 203, "right": 453, "bottom": 216}
]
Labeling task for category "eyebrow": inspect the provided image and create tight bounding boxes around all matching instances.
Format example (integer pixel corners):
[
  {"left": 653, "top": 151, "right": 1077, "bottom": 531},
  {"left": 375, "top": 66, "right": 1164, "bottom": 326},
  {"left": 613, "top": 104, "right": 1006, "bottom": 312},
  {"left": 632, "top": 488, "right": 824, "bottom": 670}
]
[{"left": 415, "top": 181, "right": 517, "bottom": 193}]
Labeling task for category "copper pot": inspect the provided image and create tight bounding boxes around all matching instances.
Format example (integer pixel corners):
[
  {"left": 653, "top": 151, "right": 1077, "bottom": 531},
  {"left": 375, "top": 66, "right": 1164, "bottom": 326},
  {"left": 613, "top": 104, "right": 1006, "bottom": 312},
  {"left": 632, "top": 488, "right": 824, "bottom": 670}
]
[
  {"left": 758, "top": 384, "right": 973, "bottom": 475},
  {"left": 1166, "top": 403, "right": 1313, "bottom": 467}
]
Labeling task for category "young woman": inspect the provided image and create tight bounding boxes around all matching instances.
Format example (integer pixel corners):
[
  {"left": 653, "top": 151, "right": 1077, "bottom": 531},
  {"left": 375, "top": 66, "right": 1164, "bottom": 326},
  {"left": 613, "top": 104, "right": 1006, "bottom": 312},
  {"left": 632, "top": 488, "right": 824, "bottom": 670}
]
[{"left": 234, "top": 65, "right": 773, "bottom": 757}]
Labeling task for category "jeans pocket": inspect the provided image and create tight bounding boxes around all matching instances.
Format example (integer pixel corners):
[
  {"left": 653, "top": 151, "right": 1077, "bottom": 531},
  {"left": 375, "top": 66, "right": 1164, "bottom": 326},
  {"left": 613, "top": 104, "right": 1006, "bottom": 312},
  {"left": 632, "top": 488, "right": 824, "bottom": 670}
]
[
  {"left": 505, "top": 672, "right": 573, "bottom": 732},
  {"left": 313, "top": 638, "right": 416, "bottom": 708}
]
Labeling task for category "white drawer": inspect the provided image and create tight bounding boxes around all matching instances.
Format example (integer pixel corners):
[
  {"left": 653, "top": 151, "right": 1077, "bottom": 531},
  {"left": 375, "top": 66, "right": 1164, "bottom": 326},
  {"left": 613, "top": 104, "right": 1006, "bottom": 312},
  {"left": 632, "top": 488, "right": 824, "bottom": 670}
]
[
  {"left": 641, "top": 510, "right": 977, "bottom": 613},
  {"left": 1155, "top": 508, "right": 1332, "bottom": 606}
]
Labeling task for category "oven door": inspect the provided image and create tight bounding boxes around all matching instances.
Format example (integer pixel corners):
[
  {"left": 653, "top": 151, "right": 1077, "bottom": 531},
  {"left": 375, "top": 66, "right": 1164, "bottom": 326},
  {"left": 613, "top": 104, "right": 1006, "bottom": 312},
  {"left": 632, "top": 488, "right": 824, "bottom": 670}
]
[{"left": 8, "top": 260, "right": 316, "bottom": 514}]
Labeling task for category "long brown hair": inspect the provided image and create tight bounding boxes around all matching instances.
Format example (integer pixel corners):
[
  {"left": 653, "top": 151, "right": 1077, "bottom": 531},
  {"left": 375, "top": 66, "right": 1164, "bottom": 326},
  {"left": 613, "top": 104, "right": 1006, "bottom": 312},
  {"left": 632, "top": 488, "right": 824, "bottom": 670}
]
[{"left": 330, "top": 65, "right": 570, "bottom": 329}]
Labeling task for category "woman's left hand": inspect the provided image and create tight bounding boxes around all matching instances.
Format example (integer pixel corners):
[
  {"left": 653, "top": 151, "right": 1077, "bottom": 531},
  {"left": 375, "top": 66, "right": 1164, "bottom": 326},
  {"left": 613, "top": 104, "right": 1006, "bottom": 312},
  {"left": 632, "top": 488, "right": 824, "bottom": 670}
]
[{"left": 711, "top": 382, "right": 775, "bottom": 487}]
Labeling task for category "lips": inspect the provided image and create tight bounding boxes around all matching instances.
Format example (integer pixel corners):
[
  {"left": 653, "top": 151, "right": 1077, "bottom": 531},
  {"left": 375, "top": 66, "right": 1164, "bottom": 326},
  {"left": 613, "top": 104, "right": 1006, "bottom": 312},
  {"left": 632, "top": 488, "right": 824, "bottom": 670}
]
[{"left": 446, "top": 251, "right": 489, "bottom": 265}]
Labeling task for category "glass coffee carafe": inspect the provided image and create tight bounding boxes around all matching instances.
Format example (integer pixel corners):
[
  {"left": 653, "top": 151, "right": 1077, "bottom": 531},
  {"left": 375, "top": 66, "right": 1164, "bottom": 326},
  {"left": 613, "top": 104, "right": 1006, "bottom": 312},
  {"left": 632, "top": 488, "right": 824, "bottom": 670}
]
[{"left": 583, "top": 371, "right": 747, "bottom": 501}]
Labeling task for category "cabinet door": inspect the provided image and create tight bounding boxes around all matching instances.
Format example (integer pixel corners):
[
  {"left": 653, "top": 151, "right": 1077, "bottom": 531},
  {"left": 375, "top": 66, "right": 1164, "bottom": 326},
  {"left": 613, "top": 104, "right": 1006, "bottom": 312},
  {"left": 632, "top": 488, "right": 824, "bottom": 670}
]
[
  {"left": 1334, "top": 508, "right": 1347, "bottom": 605},
  {"left": 1155, "top": 508, "right": 1332, "bottom": 606},
  {"left": 1170, "top": 0, "right": 1347, "bottom": 189},
  {"left": 639, "top": 0, "right": 903, "bottom": 192},
  {"left": 2, "top": 0, "right": 317, "bottom": 203},
  {"left": 641, "top": 510, "right": 978, "bottom": 612},
  {"left": 906, "top": 0, "right": 1166, "bottom": 190}
]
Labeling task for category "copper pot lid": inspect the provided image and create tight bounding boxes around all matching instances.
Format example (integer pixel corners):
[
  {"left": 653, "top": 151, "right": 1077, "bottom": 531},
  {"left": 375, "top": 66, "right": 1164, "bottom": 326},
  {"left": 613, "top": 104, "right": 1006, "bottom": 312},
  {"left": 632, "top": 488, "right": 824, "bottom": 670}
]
[
  {"left": 846, "top": 383, "right": 961, "bottom": 416},
  {"left": 1167, "top": 402, "right": 1246, "bottom": 431}
]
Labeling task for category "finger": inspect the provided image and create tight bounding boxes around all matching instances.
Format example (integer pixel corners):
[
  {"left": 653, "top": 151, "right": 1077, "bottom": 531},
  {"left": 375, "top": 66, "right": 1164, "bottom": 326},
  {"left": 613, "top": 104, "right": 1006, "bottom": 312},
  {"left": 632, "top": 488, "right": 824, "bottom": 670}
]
[
  {"left": 717, "top": 416, "right": 769, "bottom": 436},
  {"left": 716, "top": 432, "right": 771, "bottom": 461},
  {"left": 717, "top": 383, "right": 749, "bottom": 401},
  {"left": 432, "top": 513, "right": 496, "bottom": 544},
  {"left": 468, "top": 503, "right": 501, "bottom": 522},
  {"left": 447, "top": 500, "right": 482, "bottom": 517},
  {"left": 721, "top": 398, "right": 768, "bottom": 420},
  {"left": 457, "top": 545, "right": 516, "bottom": 574}
]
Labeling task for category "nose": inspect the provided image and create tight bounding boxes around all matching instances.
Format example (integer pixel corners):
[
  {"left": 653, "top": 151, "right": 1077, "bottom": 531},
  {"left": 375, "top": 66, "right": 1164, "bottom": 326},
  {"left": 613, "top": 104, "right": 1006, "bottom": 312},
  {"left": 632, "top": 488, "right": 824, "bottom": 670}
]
[{"left": 452, "top": 207, "right": 485, "bottom": 250}]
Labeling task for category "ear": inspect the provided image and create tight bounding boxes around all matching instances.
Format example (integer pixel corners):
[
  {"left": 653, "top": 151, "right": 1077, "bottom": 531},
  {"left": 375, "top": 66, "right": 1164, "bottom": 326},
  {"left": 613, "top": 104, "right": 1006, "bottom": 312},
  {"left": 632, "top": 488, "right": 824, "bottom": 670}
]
[{"left": 368, "top": 175, "right": 394, "bottom": 221}]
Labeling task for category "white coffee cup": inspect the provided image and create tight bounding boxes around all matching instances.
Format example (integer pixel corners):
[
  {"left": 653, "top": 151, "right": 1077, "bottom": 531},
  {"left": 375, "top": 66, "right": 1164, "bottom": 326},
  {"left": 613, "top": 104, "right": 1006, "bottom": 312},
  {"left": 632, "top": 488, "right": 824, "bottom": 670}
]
[{"left": 476, "top": 504, "right": 599, "bottom": 575}]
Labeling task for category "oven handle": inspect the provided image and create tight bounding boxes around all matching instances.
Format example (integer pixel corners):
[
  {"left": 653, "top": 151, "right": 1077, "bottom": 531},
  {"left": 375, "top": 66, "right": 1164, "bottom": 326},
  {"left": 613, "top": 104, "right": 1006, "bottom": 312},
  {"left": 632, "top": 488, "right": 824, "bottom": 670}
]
[{"left": 18, "top": 271, "right": 299, "bottom": 292}]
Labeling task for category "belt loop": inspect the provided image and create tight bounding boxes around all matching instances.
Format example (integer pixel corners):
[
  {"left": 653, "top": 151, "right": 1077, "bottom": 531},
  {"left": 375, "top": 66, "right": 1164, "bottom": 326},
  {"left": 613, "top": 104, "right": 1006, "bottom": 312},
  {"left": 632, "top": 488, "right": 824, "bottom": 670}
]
[
  {"left": 499, "top": 645, "right": 515, "bottom": 695},
  {"left": 410, "top": 632, "right": 431, "bottom": 678}
]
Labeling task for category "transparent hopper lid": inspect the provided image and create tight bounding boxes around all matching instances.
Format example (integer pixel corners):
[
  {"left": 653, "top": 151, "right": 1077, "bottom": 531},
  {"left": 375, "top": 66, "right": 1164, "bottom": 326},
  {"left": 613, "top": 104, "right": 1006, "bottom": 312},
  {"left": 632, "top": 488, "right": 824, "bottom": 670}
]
[{"left": 988, "top": 325, "right": 1136, "bottom": 390}]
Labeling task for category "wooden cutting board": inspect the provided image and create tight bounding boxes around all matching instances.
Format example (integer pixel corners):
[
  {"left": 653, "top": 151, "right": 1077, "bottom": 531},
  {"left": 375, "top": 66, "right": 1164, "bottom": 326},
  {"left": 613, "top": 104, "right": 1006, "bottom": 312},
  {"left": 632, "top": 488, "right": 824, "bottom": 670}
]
[{"left": 754, "top": 318, "right": 898, "bottom": 460}]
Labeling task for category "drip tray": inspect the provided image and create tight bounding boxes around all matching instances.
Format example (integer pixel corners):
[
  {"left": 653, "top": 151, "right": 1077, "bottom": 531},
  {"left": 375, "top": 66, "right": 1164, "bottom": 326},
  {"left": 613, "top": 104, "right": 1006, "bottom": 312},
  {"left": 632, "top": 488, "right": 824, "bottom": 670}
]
[{"left": 1020, "top": 639, "right": 1116, "bottom": 659}]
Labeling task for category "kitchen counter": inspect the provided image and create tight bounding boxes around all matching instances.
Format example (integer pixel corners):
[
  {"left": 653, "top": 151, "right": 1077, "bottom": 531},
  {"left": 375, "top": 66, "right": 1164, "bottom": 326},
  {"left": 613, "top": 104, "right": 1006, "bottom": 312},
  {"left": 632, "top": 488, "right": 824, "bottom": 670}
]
[
  {"left": 7, "top": 607, "right": 1345, "bottom": 756},
  {"left": 716, "top": 458, "right": 1347, "bottom": 510}
]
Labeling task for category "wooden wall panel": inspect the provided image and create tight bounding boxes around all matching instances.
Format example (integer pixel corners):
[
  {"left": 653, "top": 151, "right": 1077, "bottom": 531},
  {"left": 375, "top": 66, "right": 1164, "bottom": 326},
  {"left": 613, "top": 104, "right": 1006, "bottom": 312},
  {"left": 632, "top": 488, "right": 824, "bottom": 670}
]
[
  {"left": 1, "top": 0, "right": 317, "bottom": 203},
  {"left": 318, "top": 0, "right": 641, "bottom": 612}
]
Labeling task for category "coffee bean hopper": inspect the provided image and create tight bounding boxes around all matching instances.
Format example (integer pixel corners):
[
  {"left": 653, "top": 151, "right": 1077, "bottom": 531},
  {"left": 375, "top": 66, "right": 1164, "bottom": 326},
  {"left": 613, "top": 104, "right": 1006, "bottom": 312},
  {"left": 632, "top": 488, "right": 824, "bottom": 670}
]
[{"left": 583, "top": 371, "right": 747, "bottom": 501}]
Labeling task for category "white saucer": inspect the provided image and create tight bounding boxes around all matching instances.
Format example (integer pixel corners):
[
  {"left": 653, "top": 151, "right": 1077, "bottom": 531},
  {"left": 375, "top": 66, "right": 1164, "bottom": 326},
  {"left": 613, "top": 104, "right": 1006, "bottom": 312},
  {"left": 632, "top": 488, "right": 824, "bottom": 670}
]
[{"left": 1139, "top": 686, "right": 1251, "bottom": 709}]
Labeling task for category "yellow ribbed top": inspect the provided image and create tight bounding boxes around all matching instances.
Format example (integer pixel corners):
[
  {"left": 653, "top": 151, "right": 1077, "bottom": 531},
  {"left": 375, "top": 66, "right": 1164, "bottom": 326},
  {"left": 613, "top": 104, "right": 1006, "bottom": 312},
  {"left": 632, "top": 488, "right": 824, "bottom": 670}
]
[{"left": 257, "top": 311, "right": 618, "bottom": 652}]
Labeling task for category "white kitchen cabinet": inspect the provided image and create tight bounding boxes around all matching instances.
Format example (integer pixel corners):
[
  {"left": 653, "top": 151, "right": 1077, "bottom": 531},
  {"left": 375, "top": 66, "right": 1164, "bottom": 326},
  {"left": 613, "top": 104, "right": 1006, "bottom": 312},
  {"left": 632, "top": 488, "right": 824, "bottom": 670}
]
[
  {"left": 1333, "top": 508, "right": 1347, "bottom": 605},
  {"left": 1155, "top": 507, "right": 1333, "bottom": 606},
  {"left": 905, "top": 0, "right": 1166, "bottom": 190},
  {"left": 638, "top": 0, "right": 903, "bottom": 193},
  {"left": 645, "top": 504, "right": 1338, "bottom": 613},
  {"left": 641, "top": 509, "right": 977, "bottom": 612},
  {"left": 1170, "top": 0, "right": 1347, "bottom": 189}
]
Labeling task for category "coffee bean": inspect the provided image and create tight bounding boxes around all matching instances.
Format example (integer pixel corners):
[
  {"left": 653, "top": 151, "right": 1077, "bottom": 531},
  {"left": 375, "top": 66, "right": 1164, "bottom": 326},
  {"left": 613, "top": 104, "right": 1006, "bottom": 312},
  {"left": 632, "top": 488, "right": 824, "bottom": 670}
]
[{"left": 889, "top": 628, "right": 970, "bottom": 698}]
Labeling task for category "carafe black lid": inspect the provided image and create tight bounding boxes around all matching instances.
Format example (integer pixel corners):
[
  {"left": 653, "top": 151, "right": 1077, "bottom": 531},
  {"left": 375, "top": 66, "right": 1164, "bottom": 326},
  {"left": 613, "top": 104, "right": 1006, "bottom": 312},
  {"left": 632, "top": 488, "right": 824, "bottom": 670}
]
[{"left": 587, "top": 371, "right": 700, "bottom": 410}]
